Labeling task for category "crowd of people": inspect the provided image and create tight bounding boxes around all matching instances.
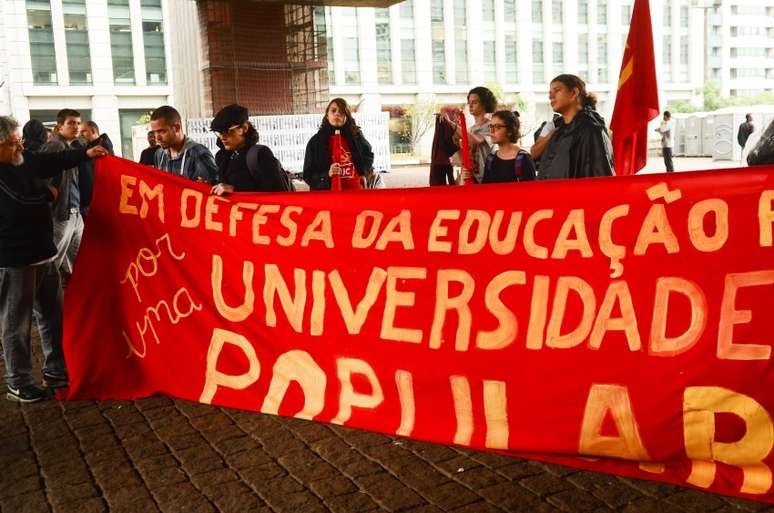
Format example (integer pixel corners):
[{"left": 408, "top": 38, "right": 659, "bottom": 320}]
[{"left": 0, "top": 73, "right": 619, "bottom": 403}]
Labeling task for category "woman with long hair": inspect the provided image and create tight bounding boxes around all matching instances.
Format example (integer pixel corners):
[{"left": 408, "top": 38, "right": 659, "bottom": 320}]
[
  {"left": 538, "top": 74, "right": 614, "bottom": 179},
  {"left": 482, "top": 110, "right": 536, "bottom": 183},
  {"left": 303, "top": 98, "right": 374, "bottom": 191}
]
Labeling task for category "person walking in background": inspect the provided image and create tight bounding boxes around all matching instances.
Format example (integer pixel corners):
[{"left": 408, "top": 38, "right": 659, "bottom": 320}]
[
  {"left": 209, "top": 104, "right": 292, "bottom": 195},
  {"left": 482, "top": 111, "right": 536, "bottom": 184},
  {"left": 150, "top": 105, "right": 217, "bottom": 184},
  {"left": 538, "top": 74, "right": 614, "bottom": 180},
  {"left": 655, "top": 111, "right": 675, "bottom": 172},
  {"left": 738, "top": 113, "right": 754, "bottom": 156},
  {"left": 77, "top": 120, "right": 114, "bottom": 218},
  {"left": 0, "top": 116, "right": 108, "bottom": 402},
  {"left": 303, "top": 98, "right": 373, "bottom": 191},
  {"left": 445, "top": 86, "right": 497, "bottom": 184},
  {"left": 22, "top": 120, "right": 50, "bottom": 152},
  {"left": 41, "top": 109, "right": 86, "bottom": 277},
  {"left": 138, "top": 131, "right": 158, "bottom": 166}
]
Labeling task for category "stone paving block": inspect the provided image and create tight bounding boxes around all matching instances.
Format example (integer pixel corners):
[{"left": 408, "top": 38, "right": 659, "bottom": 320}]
[
  {"left": 209, "top": 435, "right": 260, "bottom": 456},
  {"left": 546, "top": 489, "right": 608, "bottom": 512},
  {"left": 134, "top": 454, "right": 180, "bottom": 472},
  {"left": 13, "top": 455, "right": 42, "bottom": 479},
  {"left": 202, "top": 480, "right": 253, "bottom": 501},
  {"left": 621, "top": 497, "right": 692, "bottom": 513},
  {"left": 239, "top": 462, "right": 288, "bottom": 488},
  {"left": 155, "top": 421, "right": 199, "bottom": 440},
  {"left": 452, "top": 466, "right": 510, "bottom": 490},
  {"left": 224, "top": 448, "right": 273, "bottom": 470},
  {"left": 279, "top": 449, "right": 339, "bottom": 482},
  {"left": 418, "top": 480, "right": 480, "bottom": 510},
  {"left": 286, "top": 420, "right": 335, "bottom": 444},
  {"left": 110, "top": 498, "right": 162, "bottom": 513},
  {"left": 189, "top": 413, "right": 235, "bottom": 432},
  {"left": 135, "top": 396, "right": 174, "bottom": 411},
  {"left": 83, "top": 445, "right": 129, "bottom": 466},
  {"left": 103, "top": 483, "right": 154, "bottom": 508},
  {"left": 73, "top": 422, "right": 114, "bottom": 440},
  {"left": 588, "top": 479, "right": 646, "bottom": 509},
  {"left": 434, "top": 455, "right": 483, "bottom": 477},
  {"left": 252, "top": 474, "right": 305, "bottom": 499},
  {"left": 392, "top": 463, "right": 449, "bottom": 492},
  {"left": 189, "top": 467, "right": 240, "bottom": 489},
  {"left": 266, "top": 491, "right": 326, "bottom": 513},
  {"left": 122, "top": 434, "right": 169, "bottom": 460},
  {"left": 566, "top": 471, "right": 618, "bottom": 492},
  {"left": 0, "top": 491, "right": 50, "bottom": 513},
  {"left": 260, "top": 434, "right": 308, "bottom": 458},
  {"left": 198, "top": 424, "right": 245, "bottom": 444},
  {"left": 478, "top": 482, "right": 543, "bottom": 511},
  {"left": 448, "top": 501, "right": 503, "bottom": 513},
  {"left": 141, "top": 406, "right": 179, "bottom": 422},
  {"left": 175, "top": 400, "right": 217, "bottom": 418},
  {"left": 469, "top": 452, "right": 514, "bottom": 469},
  {"left": 112, "top": 421, "right": 153, "bottom": 439},
  {"left": 325, "top": 491, "right": 381, "bottom": 512},
  {"left": 90, "top": 462, "right": 143, "bottom": 491},
  {"left": 404, "top": 441, "right": 460, "bottom": 464},
  {"left": 307, "top": 475, "right": 358, "bottom": 498},
  {"left": 403, "top": 505, "right": 446, "bottom": 513},
  {"left": 0, "top": 475, "right": 43, "bottom": 499},
  {"left": 41, "top": 462, "right": 91, "bottom": 485},
  {"left": 356, "top": 472, "right": 427, "bottom": 511},
  {"left": 164, "top": 433, "right": 207, "bottom": 451},
  {"left": 79, "top": 433, "right": 121, "bottom": 453},
  {"left": 664, "top": 488, "right": 729, "bottom": 512},
  {"left": 209, "top": 493, "right": 271, "bottom": 513},
  {"left": 338, "top": 430, "right": 392, "bottom": 450},
  {"left": 720, "top": 496, "right": 774, "bottom": 512},
  {"left": 152, "top": 482, "right": 216, "bottom": 513},
  {"left": 539, "top": 462, "right": 581, "bottom": 478},
  {"left": 618, "top": 476, "right": 679, "bottom": 499},
  {"left": 336, "top": 453, "right": 386, "bottom": 478},
  {"left": 138, "top": 464, "right": 189, "bottom": 489},
  {"left": 102, "top": 406, "right": 145, "bottom": 425},
  {"left": 63, "top": 408, "right": 106, "bottom": 429},
  {"left": 50, "top": 497, "right": 106, "bottom": 513},
  {"left": 520, "top": 473, "right": 574, "bottom": 498}
]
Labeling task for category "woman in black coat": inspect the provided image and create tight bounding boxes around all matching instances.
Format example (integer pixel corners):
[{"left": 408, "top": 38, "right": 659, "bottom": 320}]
[{"left": 303, "top": 98, "right": 374, "bottom": 191}]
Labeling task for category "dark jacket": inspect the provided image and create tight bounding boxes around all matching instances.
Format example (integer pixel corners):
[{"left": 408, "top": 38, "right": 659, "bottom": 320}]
[
  {"left": 538, "top": 108, "right": 614, "bottom": 180},
  {"left": 303, "top": 126, "right": 374, "bottom": 190},
  {"left": 747, "top": 119, "right": 774, "bottom": 166},
  {"left": 0, "top": 148, "right": 89, "bottom": 267},
  {"left": 78, "top": 133, "right": 114, "bottom": 215},
  {"left": 22, "top": 120, "right": 49, "bottom": 152},
  {"left": 215, "top": 130, "right": 288, "bottom": 192},
  {"left": 738, "top": 121, "right": 754, "bottom": 148},
  {"left": 154, "top": 137, "right": 218, "bottom": 184},
  {"left": 139, "top": 145, "right": 157, "bottom": 166},
  {"left": 41, "top": 134, "right": 82, "bottom": 221}
]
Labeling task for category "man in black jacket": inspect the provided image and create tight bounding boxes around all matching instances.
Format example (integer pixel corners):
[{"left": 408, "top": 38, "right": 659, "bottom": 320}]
[
  {"left": 0, "top": 116, "right": 107, "bottom": 402},
  {"left": 79, "top": 120, "right": 115, "bottom": 218}
]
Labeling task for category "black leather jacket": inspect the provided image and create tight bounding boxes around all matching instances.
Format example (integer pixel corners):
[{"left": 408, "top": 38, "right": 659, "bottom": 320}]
[
  {"left": 539, "top": 107, "right": 615, "bottom": 180},
  {"left": 303, "top": 126, "right": 374, "bottom": 190}
]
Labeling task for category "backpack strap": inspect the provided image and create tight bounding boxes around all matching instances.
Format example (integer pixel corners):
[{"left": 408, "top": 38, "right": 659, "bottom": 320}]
[
  {"left": 246, "top": 144, "right": 262, "bottom": 184},
  {"left": 513, "top": 153, "right": 524, "bottom": 182}
]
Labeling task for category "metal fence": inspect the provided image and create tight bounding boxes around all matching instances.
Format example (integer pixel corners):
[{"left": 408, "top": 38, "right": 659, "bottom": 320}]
[{"left": 187, "top": 112, "right": 392, "bottom": 174}]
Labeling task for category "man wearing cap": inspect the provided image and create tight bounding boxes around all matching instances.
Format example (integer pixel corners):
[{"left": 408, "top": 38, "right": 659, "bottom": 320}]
[
  {"left": 209, "top": 104, "right": 291, "bottom": 195},
  {"left": 149, "top": 105, "right": 217, "bottom": 183}
]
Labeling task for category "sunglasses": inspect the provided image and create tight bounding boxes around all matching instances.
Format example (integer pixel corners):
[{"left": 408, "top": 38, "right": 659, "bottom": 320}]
[{"left": 214, "top": 124, "right": 242, "bottom": 137}]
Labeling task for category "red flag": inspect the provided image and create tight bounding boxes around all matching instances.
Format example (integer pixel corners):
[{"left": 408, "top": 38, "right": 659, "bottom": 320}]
[{"left": 610, "top": 0, "right": 659, "bottom": 176}]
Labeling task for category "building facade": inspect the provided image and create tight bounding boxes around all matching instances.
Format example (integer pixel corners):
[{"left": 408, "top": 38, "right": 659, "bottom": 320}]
[{"left": 0, "top": 0, "right": 174, "bottom": 158}]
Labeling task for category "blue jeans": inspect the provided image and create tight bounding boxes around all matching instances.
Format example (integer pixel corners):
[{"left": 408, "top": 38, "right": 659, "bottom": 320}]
[{"left": 0, "top": 262, "right": 66, "bottom": 388}]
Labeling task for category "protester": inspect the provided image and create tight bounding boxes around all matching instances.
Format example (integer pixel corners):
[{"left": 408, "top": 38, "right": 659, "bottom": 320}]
[
  {"left": 445, "top": 86, "right": 496, "bottom": 183},
  {"left": 538, "top": 74, "right": 614, "bottom": 179},
  {"left": 77, "top": 121, "right": 114, "bottom": 218},
  {"left": 304, "top": 98, "right": 374, "bottom": 191},
  {"left": 22, "top": 120, "right": 50, "bottom": 152},
  {"left": 738, "top": 113, "right": 754, "bottom": 154},
  {"left": 150, "top": 105, "right": 217, "bottom": 183},
  {"left": 0, "top": 115, "right": 107, "bottom": 402},
  {"left": 482, "top": 111, "right": 536, "bottom": 183},
  {"left": 209, "top": 104, "right": 292, "bottom": 195},
  {"left": 530, "top": 114, "right": 561, "bottom": 163},
  {"left": 41, "top": 109, "right": 87, "bottom": 276},
  {"left": 138, "top": 131, "right": 158, "bottom": 166},
  {"left": 655, "top": 111, "right": 675, "bottom": 172},
  {"left": 430, "top": 108, "right": 459, "bottom": 186},
  {"left": 747, "top": 117, "right": 774, "bottom": 166}
]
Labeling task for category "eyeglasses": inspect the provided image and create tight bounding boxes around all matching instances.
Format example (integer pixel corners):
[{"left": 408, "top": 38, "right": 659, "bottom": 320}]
[
  {"left": 214, "top": 124, "right": 242, "bottom": 137},
  {"left": 489, "top": 124, "right": 508, "bottom": 131},
  {"left": 2, "top": 138, "right": 22, "bottom": 148}
]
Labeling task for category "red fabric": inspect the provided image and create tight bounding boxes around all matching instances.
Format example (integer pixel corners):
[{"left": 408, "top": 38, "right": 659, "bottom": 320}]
[
  {"left": 329, "top": 134, "right": 361, "bottom": 190},
  {"left": 611, "top": 0, "right": 660, "bottom": 176},
  {"left": 64, "top": 156, "right": 774, "bottom": 504}
]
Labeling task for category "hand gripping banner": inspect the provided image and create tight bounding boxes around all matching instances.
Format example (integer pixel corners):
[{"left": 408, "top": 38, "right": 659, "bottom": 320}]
[{"left": 63, "top": 156, "right": 774, "bottom": 502}]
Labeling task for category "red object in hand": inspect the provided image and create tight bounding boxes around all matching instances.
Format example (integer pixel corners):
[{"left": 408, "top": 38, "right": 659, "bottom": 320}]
[
  {"left": 458, "top": 110, "right": 474, "bottom": 185},
  {"left": 331, "top": 130, "right": 343, "bottom": 192}
]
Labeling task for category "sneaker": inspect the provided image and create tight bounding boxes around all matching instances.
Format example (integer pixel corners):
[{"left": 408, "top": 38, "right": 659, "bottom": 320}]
[
  {"left": 7, "top": 384, "right": 48, "bottom": 403},
  {"left": 42, "top": 372, "right": 69, "bottom": 389}
]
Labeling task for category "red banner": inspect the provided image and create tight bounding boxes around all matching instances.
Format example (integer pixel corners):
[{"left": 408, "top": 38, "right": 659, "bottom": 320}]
[{"left": 64, "top": 156, "right": 774, "bottom": 503}]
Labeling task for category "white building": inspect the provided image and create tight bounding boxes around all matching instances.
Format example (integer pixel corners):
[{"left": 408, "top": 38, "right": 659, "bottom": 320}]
[
  {"left": 318, "top": 0, "right": 724, "bottom": 155},
  {"left": 704, "top": 0, "right": 774, "bottom": 97},
  {"left": 0, "top": 0, "right": 175, "bottom": 158}
]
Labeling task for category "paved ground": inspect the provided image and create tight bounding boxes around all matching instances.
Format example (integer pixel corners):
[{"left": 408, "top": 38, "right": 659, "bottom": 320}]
[{"left": 2, "top": 157, "right": 769, "bottom": 513}]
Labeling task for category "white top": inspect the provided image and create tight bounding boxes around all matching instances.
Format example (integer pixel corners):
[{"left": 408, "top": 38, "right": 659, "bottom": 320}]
[
  {"left": 658, "top": 119, "right": 675, "bottom": 148},
  {"left": 539, "top": 119, "right": 555, "bottom": 138}
]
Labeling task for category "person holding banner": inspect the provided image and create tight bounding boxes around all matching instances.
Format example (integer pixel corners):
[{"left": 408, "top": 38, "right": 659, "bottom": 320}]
[
  {"left": 538, "top": 74, "right": 614, "bottom": 180},
  {"left": 303, "top": 98, "right": 373, "bottom": 191},
  {"left": 445, "top": 86, "right": 496, "bottom": 184},
  {"left": 482, "top": 111, "right": 536, "bottom": 183},
  {"left": 209, "top": 104, "right": 292, "bottom": 194},
  {"left": 0, "top": 115, "right": 108, "bottom": 402}
]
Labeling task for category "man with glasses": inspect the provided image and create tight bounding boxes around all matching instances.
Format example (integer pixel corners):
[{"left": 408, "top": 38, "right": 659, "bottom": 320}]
[
  {"left": 0, "top": 116, "right": 107, "bottom": 402},
  {"left": 149, "top": 105, "right": 217, "bottom": 184}
]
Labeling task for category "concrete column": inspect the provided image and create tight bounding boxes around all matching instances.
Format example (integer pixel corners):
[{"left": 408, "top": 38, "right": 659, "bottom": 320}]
[
  {"left": 129, "top": 0, "right": 146, "bottom": 86},
  {"left": 494, "top": 0, "right": 505, "bottom": 85},
  {"left": 50, "top": 0, "right": 70, "bottom": 86},
  {"left": 91, "top": 94, "right": 121, "bottom": 154},
  {"left": 86, "top": 0, "right": 114, "bottom": 87},
  {"left": 443, "top": 0, "right": 455, "bottom": 85},
  {"left": 467, "top": 0, "right": 483, "bottom": 81},
  {"left": 414, "top": 0, "right": 432, "bottom": 90},
  {"left": 389, "top": 5, "right": 401, "bottom": 85}
]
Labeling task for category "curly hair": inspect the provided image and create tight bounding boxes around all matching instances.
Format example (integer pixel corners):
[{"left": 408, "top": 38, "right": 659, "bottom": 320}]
[
  {"left": 467, "top": 87, "right": 497, "bottom": 113},
  {"left": 492, "top": 110, "right": 522, "bottom": 143}
]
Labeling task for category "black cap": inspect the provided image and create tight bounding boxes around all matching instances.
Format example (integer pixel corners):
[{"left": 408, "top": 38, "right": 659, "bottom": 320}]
[{"left": 211, "top": 104, "right": 249, "bottom": 132}]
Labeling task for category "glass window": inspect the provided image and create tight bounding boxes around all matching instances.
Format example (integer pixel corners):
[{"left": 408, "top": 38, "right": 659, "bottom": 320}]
[
  {"left": 532, "top": 0, "right": 542, "bottom": 23},
  {"left": 454, "top": 0, "right": 466, "bottom": 25},
  {"left": 621, "top": 4, "right": 631, "bottom": 25},
  {"left": 483, "top": 0, "right": 495, "bottom": 22},
  {"left": 108, "top": 0, "right": 135, "bottom": 84},
  {"left": 552, "top": 0, "right": 563, "bottom": 24},
  {"left": 401, "top": 39, "right": 416, "bottom": 84},
  {"left": 598, "top": 0, "right": 607, "bottom": 24},
  {"left": 343, "top": 36, "right": 360, "bottom": 85},
  {"left": 597, "top": 35, "right": 607, "bottom": 65},
  {"left": 399, "top": 0, "right": 413, "bottom": 18},
  {"left": 431, "top": 0, "right": 444, "bottom": 22},
  {"left": 505, "top": 35, "right": 517, "bottom": 83},
  {"left": 680, "top": 35, "right": 688, "bottom": 64},
  {"left": 553, "top": 41, "right": 563, "bottom": 65},
  {"left": 533, "top": 38, "right": 544, "bottom": 83},
  {"left": 119, "top": 109, "right": 152, "bottom": 159},
  {"left": 680, "top": 3, "right": 688, "bottom": 27},
  {"left": 63, "top": 0, "right": 92, "bottom": 85},
  {"left": 663, "top": 0, "right": 672, "bottom": 26},
  {"left": 432, "top": 40, "right": 446, "bottom": 83},
  {"left": 484, "top": 40, "right": 496, "bottom": 82},
  {"left": 375, "top": 9, "right": 392, "bottom": 84},
  {"left": 456, "top": 38, "right": 468, "bottom": 84},
  {"left": 578, "top": 0, "right": 588, "bottom": 24},
  {"left": 663, "top": 35, "right": 672, "bottom": 64},
  {"left": 26, "top": 0, "right": 57, "bottom": 84},
  {"left": 141, "top": 0, "right": 166, "bottom": 84},
  {"left": 504, "top": 0, "right": 516, "bottom": 19},
  {"left": 578, "top": 33, "right": 588, "bottom": 64}
]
